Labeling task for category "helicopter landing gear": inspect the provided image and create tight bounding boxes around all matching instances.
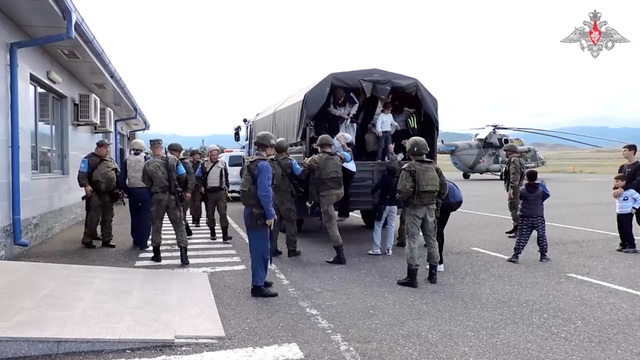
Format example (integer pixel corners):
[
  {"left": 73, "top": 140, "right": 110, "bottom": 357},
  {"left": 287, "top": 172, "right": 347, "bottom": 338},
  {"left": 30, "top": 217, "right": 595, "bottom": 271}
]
[{"left": 462, "top": 173, "right": 471, "bottom": 180}]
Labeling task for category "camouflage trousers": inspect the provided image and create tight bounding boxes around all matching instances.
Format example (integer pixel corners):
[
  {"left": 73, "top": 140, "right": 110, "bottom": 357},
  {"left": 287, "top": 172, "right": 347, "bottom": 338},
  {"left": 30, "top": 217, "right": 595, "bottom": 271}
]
[
  {"left": 507, "top": 187, "right": 520, "bottom": 226},
  {"left": 82, "top": 193, "right": 115, "bottom": 244},
  {"left": 150, "top": 193, "right": 188, "bottom": 247},
  {"left": 271, "top": 200, "right": 298, "bottom": 251},
  {"left": 189, "top": 187, "right": 202, "bottom": 220},
  {"left": 205, "top": 190, "right": 229, "bottom": 228},
  {"left": 320, "top": 190, "right": 344, "bottom": 247},
  {"left": 405, "top": 204, "right": 439, "bottom": 269},
  {"left": 181, "top": 197, "right": 190, "bottom": 229},
  {"left": 397, "top": 208, "right": 406, "bottom": 243}
]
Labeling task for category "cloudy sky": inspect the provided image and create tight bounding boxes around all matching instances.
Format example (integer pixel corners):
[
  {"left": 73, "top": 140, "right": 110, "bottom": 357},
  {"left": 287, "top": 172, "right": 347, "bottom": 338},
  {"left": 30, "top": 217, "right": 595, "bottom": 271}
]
[{"left": 72, "top": 0, "right": 639, "bottom": 135}]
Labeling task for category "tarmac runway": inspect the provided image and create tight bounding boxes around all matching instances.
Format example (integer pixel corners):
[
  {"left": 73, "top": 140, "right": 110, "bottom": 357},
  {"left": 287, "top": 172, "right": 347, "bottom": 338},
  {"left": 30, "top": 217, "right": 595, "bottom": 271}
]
[{"left": 11, "top": 172, "right": 640, "bottom": 360}]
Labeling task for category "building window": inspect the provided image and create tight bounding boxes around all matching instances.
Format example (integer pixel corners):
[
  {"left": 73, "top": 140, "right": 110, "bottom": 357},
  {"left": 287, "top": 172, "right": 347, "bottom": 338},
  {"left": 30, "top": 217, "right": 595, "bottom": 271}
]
[{"left": 30, "top": 81, "right": 67, "bottom": 175}]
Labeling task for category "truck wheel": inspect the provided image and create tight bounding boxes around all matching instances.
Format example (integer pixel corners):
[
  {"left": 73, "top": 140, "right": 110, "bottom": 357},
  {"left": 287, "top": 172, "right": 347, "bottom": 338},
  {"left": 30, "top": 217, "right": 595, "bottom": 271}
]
[
  {"left": 462, "top": 173, "right": 471, "bottom": 180},
  {"left": 360, "top": 210, "right": 375, "bottom": 228},
  {"left": 296, "top": 219, "right": 304, "bottom": 232}
]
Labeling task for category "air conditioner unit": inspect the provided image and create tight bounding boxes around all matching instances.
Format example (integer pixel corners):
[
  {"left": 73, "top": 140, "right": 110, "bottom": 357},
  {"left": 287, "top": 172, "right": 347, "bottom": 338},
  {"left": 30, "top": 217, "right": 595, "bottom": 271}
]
[
  {"left": 94, "top": 107, "right": 114, "bottom": 133},
  {"left": 73, "top": 93, "right": 100, "bottom": 126},
  {"left": 38, "top": 92, "right": 51, "bottom": 124}
]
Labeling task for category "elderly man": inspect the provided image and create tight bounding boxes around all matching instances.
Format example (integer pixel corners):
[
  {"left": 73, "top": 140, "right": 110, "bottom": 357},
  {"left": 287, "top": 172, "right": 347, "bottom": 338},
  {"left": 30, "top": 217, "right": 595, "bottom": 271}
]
[{"left": 196, "top": 145, "right": 233, "bottom": 242}]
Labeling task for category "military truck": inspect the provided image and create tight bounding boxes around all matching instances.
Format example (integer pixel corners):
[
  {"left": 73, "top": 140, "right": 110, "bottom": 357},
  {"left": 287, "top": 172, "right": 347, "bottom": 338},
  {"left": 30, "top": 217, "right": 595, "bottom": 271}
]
[{"left": 233, "top": 68, "right": 440, "bottom": 231}]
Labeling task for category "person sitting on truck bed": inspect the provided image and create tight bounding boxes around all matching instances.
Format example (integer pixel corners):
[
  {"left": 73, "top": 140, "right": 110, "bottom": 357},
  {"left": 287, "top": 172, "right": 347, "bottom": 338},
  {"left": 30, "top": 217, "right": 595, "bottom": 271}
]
[
  {"left": 323, "top": 87, "right": 359, "bottom": 138},
  {"left": 302, "top": 134, "right": 352, "bottom": 265}
]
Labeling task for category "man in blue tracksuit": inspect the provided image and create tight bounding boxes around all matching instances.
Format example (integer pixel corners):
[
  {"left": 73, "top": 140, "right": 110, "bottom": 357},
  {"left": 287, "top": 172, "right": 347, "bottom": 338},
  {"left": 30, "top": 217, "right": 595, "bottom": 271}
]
[
  {"left": 118, "top": 139, "right": 152, "bottom": 250},
  {"left": 240, "top": 131, "right": 279, "bottom": 298},
  {"left": 432, "top": 179, "right": 463, "bottom": 272}
]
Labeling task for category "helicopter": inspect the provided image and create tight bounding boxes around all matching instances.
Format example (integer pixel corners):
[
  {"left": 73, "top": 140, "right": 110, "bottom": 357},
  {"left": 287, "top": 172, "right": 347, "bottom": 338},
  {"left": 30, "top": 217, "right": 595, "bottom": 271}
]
[{"left": 436, "top": 124, "right": 630, "bottom": 180}]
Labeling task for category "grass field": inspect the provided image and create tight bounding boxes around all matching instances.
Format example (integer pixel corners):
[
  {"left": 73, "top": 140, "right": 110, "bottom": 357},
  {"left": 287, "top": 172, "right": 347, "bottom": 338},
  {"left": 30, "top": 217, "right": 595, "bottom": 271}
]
[{"left": 436, "top": 148, "right": 625, "bottom": 175}]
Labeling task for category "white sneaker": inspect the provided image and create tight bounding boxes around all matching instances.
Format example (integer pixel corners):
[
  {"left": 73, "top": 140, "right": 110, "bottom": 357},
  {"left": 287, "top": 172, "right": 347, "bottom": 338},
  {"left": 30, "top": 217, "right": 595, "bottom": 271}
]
[
  {"left": 437, "top": 264, "right": 444, "bottom": 272},
  {"left": 385, "top": 249, "right": 393, "bottom": 256},
  {"left": 368, "top": 249, "right": 382, "bottom": 255}
]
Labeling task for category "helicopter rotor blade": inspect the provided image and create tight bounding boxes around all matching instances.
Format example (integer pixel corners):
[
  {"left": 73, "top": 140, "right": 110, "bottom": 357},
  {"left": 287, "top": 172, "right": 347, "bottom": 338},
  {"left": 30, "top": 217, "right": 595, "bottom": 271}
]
[
  {"left": 511, "top": 129, "right": 602, "bottom": 148},
  {"left": 496, "top": 126, "right": 630, "bottom": 144}
]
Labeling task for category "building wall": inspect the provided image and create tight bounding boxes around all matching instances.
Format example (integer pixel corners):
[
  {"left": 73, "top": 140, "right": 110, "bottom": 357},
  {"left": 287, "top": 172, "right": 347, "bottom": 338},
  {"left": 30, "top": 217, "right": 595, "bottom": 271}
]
[{"left": 0, "top": 11, "right": 134, "bottom": 259}]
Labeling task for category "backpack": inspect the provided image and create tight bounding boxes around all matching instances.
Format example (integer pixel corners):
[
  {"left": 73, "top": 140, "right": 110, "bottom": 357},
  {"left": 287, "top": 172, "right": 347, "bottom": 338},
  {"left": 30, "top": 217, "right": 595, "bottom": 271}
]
[{"left": 273, "top": 157, "right": 304, "bottom": 198}]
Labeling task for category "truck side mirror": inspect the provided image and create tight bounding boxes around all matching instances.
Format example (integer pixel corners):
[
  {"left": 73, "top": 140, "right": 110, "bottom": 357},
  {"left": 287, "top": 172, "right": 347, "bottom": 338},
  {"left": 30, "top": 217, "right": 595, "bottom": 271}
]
[{"left": 234, "top": 131, "right": 240, "bottom": 142}]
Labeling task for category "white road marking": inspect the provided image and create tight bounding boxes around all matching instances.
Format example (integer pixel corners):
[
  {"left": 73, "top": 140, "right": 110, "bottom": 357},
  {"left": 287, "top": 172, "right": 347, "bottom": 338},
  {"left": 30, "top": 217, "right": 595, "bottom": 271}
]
[
  {"left": 154, "top": 244, "right": 232, "bottom": 251},
  {"left": 152, "top": 239, "right": 222, "bottom": 244},
  {"left": 170, "top": 265, "right": 247, "bottom": 273},
  {"left": 114, "top": 343, "right": 304, "bottom": 360},
  {"left": 228, "top": 218, "right": 361, "bottom": 360},
  {"left": 350, "top": 211, "right": 361, "bottom": 218},
  {"left": 137, "top": 250, "right": 236, "bottom": 258},
  {"left": 459, "top": 209, "right": 640, "bottom": 239},
  {"left": 134, "top": 257, "right": 241, "bottom": 267},
  {"left": 566, "top": 274, "right": 640, "bottom": 297},
  {"left": 470, "top": 247, "right": 509, "bottom": 259}
]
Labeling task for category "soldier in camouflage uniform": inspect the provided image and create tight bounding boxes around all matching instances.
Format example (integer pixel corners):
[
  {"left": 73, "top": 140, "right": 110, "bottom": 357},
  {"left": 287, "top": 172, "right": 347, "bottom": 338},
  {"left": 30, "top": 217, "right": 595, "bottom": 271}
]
[
  {"left": 302, "top": 134, "right": 353, "bottom": 265},
  {"left": 502, "top": 143, "right": 526, "bottom": 238},
  {"left": 269, "top": 138, "right": 303, "bottom": 258},
  {"left": 396, "top": 137, "right": 448, "bottom": 288},
  {"left": 142, "top": 139, "right": 190, "bottom": 266},
  {"left": 168, "top": 143, "right": 195, "bottom": 237},
  {"left": 77, "top": 139, "right": 120, "bottom": 249},
  {"left": 189, "top": 149, "right": 203, "bottom": 226}
]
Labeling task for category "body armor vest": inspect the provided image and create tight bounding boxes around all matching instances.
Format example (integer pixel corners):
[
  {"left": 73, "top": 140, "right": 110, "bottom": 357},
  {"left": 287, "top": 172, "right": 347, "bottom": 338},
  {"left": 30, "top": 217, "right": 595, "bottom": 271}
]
[
  {"left": 240, "top": 157, "right": 267, "bottom": 207},
  {"left": 126, "top": 154, "right": 147, "bottom": 188},
  {"left": 92, "top": 158, "right": 118, "bottom": 193},
  {"left": 316, "top": 152, "right": 343, "bottom": 193}
]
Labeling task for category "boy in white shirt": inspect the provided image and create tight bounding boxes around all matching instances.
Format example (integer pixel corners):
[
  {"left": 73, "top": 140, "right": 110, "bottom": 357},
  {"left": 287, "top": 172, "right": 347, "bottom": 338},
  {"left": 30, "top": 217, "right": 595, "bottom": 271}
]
[
  {"left": 375, "top": 102, "right": 398, "bottom": 161},
  {"left": 613, "top": 173, "right": 640, "bottom": 253}
]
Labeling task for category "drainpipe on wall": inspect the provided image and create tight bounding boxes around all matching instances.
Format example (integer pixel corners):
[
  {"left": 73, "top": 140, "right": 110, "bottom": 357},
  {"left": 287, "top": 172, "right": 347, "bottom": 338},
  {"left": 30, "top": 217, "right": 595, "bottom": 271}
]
[
  {"left": 8, "top": 9, "right": 76, "bottom": 247},
  {"left": 113, "top": 108, "right": 139, "bottom": 167}
]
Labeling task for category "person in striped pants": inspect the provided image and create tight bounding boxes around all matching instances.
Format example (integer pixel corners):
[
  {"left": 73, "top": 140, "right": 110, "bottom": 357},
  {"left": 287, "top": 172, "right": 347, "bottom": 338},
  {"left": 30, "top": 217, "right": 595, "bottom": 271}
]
[{"left": 507, "top": 170, "right": 551, "bottom": 264}]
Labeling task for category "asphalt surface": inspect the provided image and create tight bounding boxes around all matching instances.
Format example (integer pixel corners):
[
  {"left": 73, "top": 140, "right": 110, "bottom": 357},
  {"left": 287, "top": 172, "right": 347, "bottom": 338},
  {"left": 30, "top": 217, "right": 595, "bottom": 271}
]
[{"left": 11, "top": 172, "right": 640, "bottom": 360}]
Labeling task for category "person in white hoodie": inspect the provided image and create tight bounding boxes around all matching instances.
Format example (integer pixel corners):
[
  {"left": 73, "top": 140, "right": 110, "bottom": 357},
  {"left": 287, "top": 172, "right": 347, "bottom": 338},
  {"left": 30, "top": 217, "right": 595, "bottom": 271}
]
[{"left": 333, "top": 132, "right": 356, "bottom": 222}]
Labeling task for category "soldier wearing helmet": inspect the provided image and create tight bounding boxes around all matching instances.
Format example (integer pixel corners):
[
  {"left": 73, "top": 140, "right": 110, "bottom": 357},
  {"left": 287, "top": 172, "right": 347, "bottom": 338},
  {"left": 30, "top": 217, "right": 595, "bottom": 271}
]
[
  {"left": 502, "top": 143, "right": 525, "bottom": 238},
  {"left": 301, "top": 133, "right": 353, "bottom": 265},
  {"left": 188, "top": 149, "right": 203, "bottom": 226},
  {"left": 195, "top": 144, "right": 233, "bottom": 242},
  {"left": 117, "top": 139, "right": 152, "bottom": 250},
  {"left": 168, "top": 143, "right": 195, "bottom": 238},
  {"left": 239, "top": 131, "right": 278, "bottom": 298},
  {"left": 396, "top": 136, "right": 447, "bottom": 288},
  {"left": 268, "top": 138, "right": 303, "bottom": 257}
]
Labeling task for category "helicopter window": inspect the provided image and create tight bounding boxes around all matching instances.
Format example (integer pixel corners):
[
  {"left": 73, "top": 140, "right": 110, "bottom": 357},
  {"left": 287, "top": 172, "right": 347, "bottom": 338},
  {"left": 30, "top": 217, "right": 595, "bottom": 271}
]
[{"left": 503, "top": 138, "right": 510, "bottom": 145}]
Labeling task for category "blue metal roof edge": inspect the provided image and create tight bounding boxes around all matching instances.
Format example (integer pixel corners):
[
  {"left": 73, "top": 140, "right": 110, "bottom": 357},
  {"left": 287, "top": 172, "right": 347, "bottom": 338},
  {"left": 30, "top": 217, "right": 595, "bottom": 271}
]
[{"left": 53, "top": 0, "right": 150, "bottom": 130}]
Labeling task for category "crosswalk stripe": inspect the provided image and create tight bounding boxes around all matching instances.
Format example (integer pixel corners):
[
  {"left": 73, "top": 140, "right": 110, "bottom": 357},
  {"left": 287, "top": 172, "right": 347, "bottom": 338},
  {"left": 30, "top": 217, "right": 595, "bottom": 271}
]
[
  {"left": 111, "top": 343, "right": 304, "bottom": 360},
  {"left": 154, "top": 239, "right": 221, "bottom": 244},
  {"left": 161, "top": 231, "right": 220, "bottom": 235},
  {"left": 155, "top": 244, "right": 232, "bottom": 250},
  {"left": 137, "top": 250, "right": 236, "bottom": 258},
  {"left": 134, "top": 257, "right": 241, "bottom": 267},
  {"left": 170, "top": 265, "right": 247, "bottom": 273}
]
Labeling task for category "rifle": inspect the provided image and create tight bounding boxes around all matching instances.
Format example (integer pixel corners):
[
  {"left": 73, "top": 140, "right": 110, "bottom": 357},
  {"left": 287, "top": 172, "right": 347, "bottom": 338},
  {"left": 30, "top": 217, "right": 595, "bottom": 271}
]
[{"left": 164, "top": 148, "right": 185, "bottom": 206}]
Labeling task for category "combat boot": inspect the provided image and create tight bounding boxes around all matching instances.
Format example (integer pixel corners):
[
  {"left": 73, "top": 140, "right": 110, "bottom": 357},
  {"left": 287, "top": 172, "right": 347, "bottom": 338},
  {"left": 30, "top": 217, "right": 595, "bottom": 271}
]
[
  {"left": 326, "top": 245, "right": 346, "bottom": 265},
  {"left": 180, "top": 247, "right": 189, "bottom": 266},
  {"left": 427, "top": 264, "right": 438, "bottom": 284},
  {"left": 397, "top": 266, "right": 418, "bottom": 288},
  {"left": 210, "top": 227, "right": 217, "bottom": 240},
  {"left": 505, "top": 224, "right": 518, "bottom": 235},
  {"left": 251, "top": 286, "right": 278, "bottom": 298},
  {"left": 539, "top": 253, "right": 551, "bottom": 262},
  {"left": 151, "top": 246, "right": 162, "bottom": 263},
  {"left": 222, "top": 227, "right": 233, "bottom": 243},
  {"left": 185, "top": 223, "right": 193, "bottom": 237},
  {"left": 288, "top": 249, "right": 301, "bottom": 257}
]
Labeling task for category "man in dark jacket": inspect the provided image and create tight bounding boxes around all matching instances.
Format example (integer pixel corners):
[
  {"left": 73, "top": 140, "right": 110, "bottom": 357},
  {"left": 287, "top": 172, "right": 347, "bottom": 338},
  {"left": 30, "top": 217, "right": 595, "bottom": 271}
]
[
  {"left": 507, "top": 170, "right": 551, "bottom": 263},
  {"left": 431, "top": 180, "right": 463, "bottom": 272}
]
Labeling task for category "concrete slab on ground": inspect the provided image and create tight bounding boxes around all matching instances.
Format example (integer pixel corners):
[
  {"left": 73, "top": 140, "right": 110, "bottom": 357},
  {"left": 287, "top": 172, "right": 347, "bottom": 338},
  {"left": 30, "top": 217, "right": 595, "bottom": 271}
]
[{"left": 0, "top": 261, "right": 224, "bottom": 356}]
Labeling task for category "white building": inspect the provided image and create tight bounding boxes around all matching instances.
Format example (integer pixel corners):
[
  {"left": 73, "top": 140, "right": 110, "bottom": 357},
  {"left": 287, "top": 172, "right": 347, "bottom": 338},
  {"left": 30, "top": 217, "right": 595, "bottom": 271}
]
[{"left": 0, "top": 0, "right": 150, "bottom": 259}]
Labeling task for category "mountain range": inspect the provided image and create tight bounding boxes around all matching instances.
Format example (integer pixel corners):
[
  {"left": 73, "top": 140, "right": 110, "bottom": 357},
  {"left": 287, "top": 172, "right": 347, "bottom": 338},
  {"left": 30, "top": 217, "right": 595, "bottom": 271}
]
[{"left": 135, "top": 126, "right": 640, "bottom": 150}]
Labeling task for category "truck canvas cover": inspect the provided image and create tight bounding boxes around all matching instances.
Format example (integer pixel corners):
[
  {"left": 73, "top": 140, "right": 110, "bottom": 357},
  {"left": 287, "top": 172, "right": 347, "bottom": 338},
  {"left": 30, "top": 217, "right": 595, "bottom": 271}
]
[{"left": 251, "top": 68, "right": 439, "bottom": 143}]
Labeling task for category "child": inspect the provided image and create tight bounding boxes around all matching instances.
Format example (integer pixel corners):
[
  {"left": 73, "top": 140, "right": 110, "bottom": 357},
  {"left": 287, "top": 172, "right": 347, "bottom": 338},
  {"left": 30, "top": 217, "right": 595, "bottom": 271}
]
[
  {"left": 375, "top": 102, "right": 398, "bottom": 161},
  {"left": 369, "top": 164, "right": 398, "bottom": 255},
  {"left": 613, "top": 173, "right": 640, "bottom": 253},
  {"left": 507, "top": 170, "right": 551, "bottom": 263}
]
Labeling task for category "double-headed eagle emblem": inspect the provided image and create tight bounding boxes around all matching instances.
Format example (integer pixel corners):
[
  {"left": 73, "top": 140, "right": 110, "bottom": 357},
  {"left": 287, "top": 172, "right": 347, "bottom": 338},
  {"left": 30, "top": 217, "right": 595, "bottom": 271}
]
[{"left": 561, "top": 10, "right": 629, "bottom": 58}]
